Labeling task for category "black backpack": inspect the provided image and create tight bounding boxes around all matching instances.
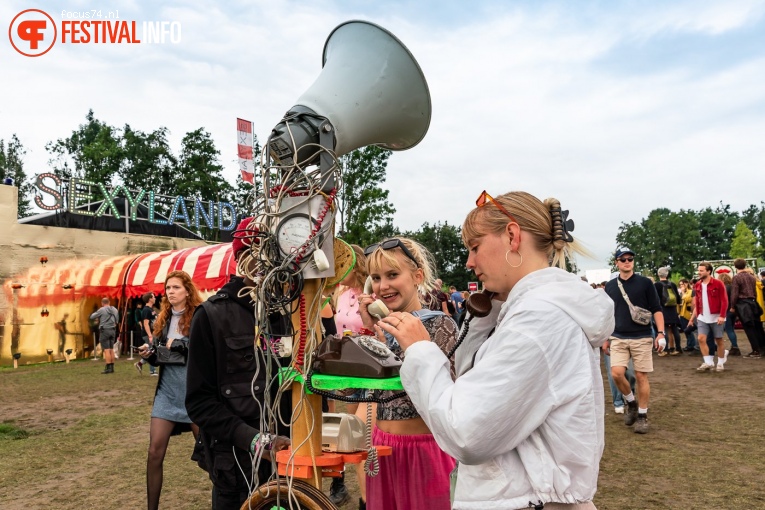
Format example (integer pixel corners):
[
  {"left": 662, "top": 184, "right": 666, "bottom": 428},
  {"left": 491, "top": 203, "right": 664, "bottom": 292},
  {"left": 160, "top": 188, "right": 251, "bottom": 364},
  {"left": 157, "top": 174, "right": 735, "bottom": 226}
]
[{"left": 661, "top": 282, "right": 678, "bottom": 307}]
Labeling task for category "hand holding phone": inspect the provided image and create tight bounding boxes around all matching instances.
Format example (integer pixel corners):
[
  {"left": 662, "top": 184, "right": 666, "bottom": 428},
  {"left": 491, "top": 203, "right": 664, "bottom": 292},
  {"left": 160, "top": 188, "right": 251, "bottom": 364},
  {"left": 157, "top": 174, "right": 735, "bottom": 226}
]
[{"left": 363, "top": 276, "right": 390, "bottom": 319}]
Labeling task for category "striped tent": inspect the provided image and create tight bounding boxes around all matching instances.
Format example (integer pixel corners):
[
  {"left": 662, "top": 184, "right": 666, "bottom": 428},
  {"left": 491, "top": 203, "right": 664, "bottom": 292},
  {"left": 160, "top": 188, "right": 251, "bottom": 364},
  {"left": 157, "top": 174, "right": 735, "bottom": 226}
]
[{"left": 4, "top": 244, "right": 235, "bottom": 307}]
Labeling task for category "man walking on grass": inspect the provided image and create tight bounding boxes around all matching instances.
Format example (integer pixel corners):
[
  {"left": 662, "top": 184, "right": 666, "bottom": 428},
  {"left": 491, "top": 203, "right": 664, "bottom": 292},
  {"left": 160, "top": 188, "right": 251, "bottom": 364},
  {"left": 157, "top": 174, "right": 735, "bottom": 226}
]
[
  {"left": 90, "top": 298, "right": 119, "bottom": 374},
  {"left": 690, "top": 262, "right": 729, "bottom": 372},
  {"left": 604, "top": 247, "right": 665, "bottom": 434}
]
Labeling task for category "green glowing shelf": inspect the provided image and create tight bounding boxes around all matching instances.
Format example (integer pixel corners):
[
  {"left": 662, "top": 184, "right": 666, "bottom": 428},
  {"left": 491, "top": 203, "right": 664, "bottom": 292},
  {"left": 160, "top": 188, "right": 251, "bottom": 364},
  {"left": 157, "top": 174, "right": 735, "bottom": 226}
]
[{"left": 280, "top": 368, "right": 403, "bottom": 392}]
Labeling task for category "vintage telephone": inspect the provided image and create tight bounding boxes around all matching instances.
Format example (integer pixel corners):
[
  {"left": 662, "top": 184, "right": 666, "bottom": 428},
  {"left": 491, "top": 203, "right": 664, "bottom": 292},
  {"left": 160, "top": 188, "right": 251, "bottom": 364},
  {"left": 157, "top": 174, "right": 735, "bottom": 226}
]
[
  {"left": 448, "top": 289, "right": 495, "bottom": 358},
  {"left": 364, "top": 276, "right": 390, "bottom": 319},
  {"left": 312, "top": 332, "right": 402, "bottom": 378}
]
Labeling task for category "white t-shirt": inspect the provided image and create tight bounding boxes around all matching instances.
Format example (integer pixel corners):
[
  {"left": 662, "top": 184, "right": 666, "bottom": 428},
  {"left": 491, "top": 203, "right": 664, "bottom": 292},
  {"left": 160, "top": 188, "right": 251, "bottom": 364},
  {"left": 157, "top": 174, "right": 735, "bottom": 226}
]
[{"left": 698, "top": 282, "right": 720, "bottom": 324}]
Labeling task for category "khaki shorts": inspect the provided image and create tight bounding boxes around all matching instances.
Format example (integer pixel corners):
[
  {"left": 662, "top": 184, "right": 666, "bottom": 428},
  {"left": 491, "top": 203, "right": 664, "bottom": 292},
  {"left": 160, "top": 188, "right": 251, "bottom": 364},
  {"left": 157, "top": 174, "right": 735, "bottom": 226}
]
[{"left": 610, "top": 337, "right": 653, "bottom": 373}]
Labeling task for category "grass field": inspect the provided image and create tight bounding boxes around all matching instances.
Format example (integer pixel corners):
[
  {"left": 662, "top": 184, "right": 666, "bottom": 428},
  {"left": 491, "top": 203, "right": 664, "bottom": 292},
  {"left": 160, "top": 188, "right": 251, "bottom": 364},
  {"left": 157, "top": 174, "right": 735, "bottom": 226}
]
[{"left": 2, "top": 341, "right": 765, "bottom": 509}]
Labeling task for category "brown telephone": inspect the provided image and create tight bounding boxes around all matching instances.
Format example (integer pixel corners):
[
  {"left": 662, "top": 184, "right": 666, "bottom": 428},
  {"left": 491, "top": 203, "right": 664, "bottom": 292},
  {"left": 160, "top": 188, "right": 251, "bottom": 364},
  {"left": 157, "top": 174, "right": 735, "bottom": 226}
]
[{"left": 312, "top": 332, "right": 402, "bottom": 378}]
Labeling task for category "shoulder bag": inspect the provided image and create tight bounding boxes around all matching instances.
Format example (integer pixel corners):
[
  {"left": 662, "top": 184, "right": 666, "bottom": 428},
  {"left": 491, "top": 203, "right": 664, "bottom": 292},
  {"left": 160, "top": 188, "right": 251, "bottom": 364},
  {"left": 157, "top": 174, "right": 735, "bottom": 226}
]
[{"left": 616, "top": 280, "right": 652, "bottom": 326}]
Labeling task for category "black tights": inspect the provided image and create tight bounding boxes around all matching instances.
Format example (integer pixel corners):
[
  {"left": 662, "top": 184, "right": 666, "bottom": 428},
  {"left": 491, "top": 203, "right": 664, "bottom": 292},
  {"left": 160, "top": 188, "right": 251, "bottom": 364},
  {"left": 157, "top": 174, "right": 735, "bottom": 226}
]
[{"left": 147, "top": 417, "right": 199, "bottom": 510}]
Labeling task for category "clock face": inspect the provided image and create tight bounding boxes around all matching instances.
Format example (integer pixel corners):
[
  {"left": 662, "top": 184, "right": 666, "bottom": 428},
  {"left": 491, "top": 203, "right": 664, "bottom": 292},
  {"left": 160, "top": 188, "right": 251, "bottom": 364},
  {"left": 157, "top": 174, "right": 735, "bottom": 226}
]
[{"left": 277, "top": 214, "right": 321, "bottom": 256}]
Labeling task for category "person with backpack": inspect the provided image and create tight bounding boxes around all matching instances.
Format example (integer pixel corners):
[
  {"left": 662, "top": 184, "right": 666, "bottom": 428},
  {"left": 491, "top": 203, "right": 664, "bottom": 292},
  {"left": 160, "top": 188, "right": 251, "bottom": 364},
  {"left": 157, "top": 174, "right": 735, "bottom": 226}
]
[{"left": 654, "top": 267, "right": 683, "bottom": 356}]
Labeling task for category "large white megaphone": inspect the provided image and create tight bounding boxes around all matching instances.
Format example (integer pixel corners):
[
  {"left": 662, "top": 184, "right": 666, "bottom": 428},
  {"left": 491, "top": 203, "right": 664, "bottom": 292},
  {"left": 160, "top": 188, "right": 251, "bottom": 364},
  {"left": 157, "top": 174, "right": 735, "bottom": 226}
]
[{"left": 268, "top": 20, "right": 431, "bottom": 182}]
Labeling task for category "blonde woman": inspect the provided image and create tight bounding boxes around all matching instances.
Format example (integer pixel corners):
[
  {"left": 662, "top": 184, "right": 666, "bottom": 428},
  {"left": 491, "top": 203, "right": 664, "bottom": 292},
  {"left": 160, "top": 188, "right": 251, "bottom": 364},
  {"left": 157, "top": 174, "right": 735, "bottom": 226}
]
[
  {"left": 379, "top": 191, "right": 613, "bottom": 509},
  {"left": 359, "top": 237, "right": 458, "bottom": 510}
]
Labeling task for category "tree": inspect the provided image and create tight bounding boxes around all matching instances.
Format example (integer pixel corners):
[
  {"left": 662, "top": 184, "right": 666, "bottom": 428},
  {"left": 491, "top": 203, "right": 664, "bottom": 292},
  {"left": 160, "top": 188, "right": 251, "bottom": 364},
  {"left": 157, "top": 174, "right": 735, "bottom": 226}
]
[
  {"left": 696, "top": 203, "right": 739, "bottom": 261},
  {"left": 615, "top": 208, "right": 701, "bottom": 277},
  {"left": 175, "top": 129, "right": 234, "bottom": 240},
  {"left": 0, "top": 134, "right": 34, "bottom": 217},
  {"left": 119, "top": 125, "right": 176, "bottom": 192},
  {"left": 407, "top": 221, "right": 471, "bottom": 288},
  {"left": 46, "top": 109, "right": 123, "bottom": 183},
  {"left": 337, "top": 146, "right": 396, "bottom": 247},
  {"left": 740, "top": 203, "right": 765, "bottom": 259},
  {"left": 730, "top": 220, "right": 758, "bottom": 259}
]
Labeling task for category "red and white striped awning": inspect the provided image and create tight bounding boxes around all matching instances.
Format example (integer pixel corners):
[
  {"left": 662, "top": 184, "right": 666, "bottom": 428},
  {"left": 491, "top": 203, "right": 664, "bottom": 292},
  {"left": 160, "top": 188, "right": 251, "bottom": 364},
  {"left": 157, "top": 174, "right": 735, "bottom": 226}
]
[
  {"left": 4, "top": 255, "right": 137, "bottom": 307},
  {"left": 123, "top": 243, "right": 235, "bottom": 298},
  {"left": 3, "top": 244, "right": 235, "bottom": 306}
]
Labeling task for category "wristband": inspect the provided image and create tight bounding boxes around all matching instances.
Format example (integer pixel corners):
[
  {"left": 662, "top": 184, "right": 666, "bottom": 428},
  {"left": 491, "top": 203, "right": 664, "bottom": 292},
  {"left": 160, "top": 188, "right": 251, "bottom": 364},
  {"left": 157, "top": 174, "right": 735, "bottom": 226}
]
[
  {"left": 359, "top": 328, "right": 375, "bottom": 336},
  {"left": 250, "top": 433, "right": 261, "bottom": 455}
]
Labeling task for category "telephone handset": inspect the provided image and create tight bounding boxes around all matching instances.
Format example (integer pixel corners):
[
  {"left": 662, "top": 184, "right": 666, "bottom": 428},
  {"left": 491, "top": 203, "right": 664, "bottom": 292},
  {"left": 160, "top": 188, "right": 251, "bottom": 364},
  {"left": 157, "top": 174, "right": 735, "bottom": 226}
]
[
  {"left": 464, "top": 290, "right": 494, "bottom": 318},
  {"left": 364, "top": 276, "right": 390, "bottom": 319},
  {"left": 447, "top": 289, "right": 496, "bottom": 358}
]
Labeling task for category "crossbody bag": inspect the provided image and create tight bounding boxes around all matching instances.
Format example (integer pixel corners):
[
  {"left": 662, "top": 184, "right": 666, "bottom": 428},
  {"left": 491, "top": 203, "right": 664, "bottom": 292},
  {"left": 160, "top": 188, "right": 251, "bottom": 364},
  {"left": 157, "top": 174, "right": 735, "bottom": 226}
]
[{"left": 616, "top": 280, "right": 652, "bottom": 326}]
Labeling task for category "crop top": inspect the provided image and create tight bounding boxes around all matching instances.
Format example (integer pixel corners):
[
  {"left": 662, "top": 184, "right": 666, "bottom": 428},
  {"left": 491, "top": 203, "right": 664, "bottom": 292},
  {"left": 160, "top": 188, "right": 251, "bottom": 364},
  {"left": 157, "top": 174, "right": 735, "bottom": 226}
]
[{"left": 375, "top": 313, "right": 457, "bottom": 421}]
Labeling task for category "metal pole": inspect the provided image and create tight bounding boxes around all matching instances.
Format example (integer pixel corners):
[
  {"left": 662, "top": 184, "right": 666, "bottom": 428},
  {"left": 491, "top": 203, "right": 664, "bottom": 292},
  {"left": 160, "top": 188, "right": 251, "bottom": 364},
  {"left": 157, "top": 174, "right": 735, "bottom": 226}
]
[
  {"left": 128, "top": 330, "right": 134, "bottom": 360},
  {"left": 92, "top": 332, "right": 98, "bottom": 360}
]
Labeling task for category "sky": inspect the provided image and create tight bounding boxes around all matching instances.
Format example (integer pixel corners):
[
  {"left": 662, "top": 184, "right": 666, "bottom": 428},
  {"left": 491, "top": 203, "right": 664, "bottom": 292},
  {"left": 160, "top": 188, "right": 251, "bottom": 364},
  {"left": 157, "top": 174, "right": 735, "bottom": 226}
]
[{"left": 2, "top": 0, "right": 764, "bottom": 271}]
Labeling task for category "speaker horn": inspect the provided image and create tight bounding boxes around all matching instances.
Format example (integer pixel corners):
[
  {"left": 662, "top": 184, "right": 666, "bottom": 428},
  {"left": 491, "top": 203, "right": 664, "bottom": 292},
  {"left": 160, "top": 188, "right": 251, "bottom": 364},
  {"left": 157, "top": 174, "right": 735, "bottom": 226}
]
[{"left": 268, "top": 20, "right": 431, "bottom": 172}]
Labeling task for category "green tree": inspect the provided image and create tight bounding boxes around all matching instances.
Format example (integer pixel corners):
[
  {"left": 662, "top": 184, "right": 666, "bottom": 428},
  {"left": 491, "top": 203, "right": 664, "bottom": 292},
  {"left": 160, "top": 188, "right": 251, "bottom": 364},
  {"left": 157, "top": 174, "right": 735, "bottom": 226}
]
[
  {"left": 337, "top": 146, "right": 396, "bottom": 247},
  {"left": 407, "top": 221, "right": 471, "bottom": 288},
  {"left": 175, "top": 128, "right": 234, "bottom": 240},
  {"left": 119, "top": 125, "right": 176, "bottom": 192},
  {"left": 46, "top": 109, "right": 123, "bottom": 183},
  {"left": 615, "top": 208, "right": 701, "bottom": 277},
  {"left": 740, "top": 203, "right": 765, "bottom": 259},
  {"left": 0, "top": 134, "right": 34, "bottom": 217},
  {"left": 175, "top": 128, "right": 233, "bottom": 200},
  {"left": 730, "top": 220, "right": 758, "bottom": 259},
  {"left": 696, "top": 203, "right": 739, "bottom": 260}
]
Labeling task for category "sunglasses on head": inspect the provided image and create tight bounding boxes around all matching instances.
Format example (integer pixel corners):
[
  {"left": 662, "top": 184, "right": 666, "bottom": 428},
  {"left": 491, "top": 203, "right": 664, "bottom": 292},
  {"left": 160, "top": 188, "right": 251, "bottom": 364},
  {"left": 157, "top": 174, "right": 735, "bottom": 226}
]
[
  {"left": 476, "top": 190, "right": 517, "bottom": 223},
  {"left": 617, "top": 257, "right": 634, "bottom": 263},
  {"left": 364, "top": 238, "right": 420, "bottom": 268}
]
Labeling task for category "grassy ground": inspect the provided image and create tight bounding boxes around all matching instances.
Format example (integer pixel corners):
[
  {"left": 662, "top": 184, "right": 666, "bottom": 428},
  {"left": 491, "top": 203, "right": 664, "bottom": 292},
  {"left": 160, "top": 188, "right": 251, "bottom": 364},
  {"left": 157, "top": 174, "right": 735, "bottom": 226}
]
[{"left": 2, "top": 341, "right": 765, "bottom": 509}]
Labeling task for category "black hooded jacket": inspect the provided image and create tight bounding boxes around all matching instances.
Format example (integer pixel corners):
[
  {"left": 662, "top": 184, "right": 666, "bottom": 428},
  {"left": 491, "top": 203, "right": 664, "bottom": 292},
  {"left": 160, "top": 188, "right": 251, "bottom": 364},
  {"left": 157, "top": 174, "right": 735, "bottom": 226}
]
[{"left": 185, "top": 275, "right": 290, "bottom": 455}]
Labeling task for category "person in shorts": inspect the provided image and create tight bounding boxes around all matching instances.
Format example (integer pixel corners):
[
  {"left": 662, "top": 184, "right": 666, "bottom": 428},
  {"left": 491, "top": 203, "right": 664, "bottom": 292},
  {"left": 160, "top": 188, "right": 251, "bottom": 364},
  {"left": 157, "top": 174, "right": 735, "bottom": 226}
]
[
  {"left": 604, "top": 247, "right": 665, "bottom": 434},
  {"left": 689, "top": 262, "right": 729, "bottom": 371},
  {"left": 89, "top": 298, "right": 119, "bottom": 374}
]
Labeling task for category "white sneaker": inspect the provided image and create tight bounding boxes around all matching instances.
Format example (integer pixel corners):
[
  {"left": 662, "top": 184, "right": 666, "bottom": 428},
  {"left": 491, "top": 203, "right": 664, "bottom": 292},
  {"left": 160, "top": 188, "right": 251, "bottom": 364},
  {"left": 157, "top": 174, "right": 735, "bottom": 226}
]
[
  {"left": 614, "top": 406, "right": 625, "bottom": 414},
  {"left": 716, "top": 364, "right": 725, "bottom": 372},
  {"left": 697, "top": 363, "right": 714, "bottom": 372}
]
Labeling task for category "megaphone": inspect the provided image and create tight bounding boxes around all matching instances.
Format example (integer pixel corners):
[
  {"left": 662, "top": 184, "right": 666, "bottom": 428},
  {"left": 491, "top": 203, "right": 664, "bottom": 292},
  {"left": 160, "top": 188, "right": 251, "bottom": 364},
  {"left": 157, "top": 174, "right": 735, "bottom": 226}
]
[{"left": 268, "top": 20, "right": 431, "bottom": 182}]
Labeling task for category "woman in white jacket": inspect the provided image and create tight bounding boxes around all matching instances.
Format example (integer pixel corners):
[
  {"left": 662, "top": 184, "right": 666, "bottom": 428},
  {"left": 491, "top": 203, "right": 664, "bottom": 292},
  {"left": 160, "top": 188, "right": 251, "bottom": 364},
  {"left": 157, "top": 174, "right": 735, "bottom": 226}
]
[{"left": 375, "top": 190, "right": 614, "bottom": 510}]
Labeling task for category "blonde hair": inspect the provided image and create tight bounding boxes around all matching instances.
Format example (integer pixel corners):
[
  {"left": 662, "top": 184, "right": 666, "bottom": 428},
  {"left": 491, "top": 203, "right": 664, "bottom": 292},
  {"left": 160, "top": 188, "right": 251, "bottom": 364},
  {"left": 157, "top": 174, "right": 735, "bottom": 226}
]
[
  {"left": 461, "top": 191, "right": 589, "bottom": 269},
  {"left": 331, "top": 244, "right": 368, "bottom": 309},
  {"left": 366, "top": 237, "right": 438, "bottom": 296}
]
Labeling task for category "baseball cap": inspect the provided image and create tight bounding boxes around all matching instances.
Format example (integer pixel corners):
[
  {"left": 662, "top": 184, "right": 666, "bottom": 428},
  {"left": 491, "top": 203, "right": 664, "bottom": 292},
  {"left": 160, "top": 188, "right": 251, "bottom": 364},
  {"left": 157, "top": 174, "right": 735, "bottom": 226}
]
[
  {"left": 614, "top": 247, "right": 635, "bottom": 259},
  {"left": 231, "top": 217, "right": 258, "bottom": 257}
]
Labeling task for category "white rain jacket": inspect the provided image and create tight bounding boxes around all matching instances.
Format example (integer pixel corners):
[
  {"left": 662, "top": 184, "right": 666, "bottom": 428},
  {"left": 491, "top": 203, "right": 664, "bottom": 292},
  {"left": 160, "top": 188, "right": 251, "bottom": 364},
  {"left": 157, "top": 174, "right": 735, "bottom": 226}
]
[{"left": 401, "top": 267, "right": 614, "bottom": 510}]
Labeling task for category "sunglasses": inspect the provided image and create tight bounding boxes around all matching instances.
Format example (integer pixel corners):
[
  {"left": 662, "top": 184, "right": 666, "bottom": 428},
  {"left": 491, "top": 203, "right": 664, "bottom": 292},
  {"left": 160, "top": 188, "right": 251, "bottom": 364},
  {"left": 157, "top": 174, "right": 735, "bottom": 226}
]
[
  {"left": 617, "top": 257, "right": 634, "bottom": 263},
  {"left": 476, "top": 190, "right": 517, "bottom": 223},
  {"left": 364, "top": 238, "right": 420, "bottom": 268}
]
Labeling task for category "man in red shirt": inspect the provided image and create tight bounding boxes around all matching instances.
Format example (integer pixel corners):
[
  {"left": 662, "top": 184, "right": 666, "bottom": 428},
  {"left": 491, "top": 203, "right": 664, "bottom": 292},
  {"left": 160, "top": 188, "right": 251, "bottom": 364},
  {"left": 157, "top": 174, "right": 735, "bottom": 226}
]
[{"left": 689, "top": 262, "right": 729, "bottom": 372}]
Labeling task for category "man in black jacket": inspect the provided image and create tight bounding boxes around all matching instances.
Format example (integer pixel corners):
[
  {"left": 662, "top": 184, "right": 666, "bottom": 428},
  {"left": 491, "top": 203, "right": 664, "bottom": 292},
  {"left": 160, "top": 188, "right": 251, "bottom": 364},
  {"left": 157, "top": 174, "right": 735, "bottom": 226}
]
[{"left": 186, "top": 219, "right": 291, "bottom": 509}]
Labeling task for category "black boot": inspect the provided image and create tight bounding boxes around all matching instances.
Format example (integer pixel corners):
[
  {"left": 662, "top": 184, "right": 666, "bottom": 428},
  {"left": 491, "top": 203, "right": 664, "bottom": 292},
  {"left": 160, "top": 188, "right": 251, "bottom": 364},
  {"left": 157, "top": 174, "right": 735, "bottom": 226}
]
[
  {"left": 102, "top": 363, "right": 113, "bottom": 374},
  {"left": 329, "top": 472, "right": 349, "bottom": 505},
  {"left": 359, "top": 498, "right": 366, "bottom": 510}
]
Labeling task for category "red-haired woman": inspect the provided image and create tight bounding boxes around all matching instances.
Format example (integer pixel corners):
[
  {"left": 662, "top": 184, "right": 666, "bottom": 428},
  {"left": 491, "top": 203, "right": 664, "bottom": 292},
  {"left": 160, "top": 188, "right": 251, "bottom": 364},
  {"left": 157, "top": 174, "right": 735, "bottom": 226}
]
[{"left": 138, "top": 270, "right": 203, "bottom": 510}]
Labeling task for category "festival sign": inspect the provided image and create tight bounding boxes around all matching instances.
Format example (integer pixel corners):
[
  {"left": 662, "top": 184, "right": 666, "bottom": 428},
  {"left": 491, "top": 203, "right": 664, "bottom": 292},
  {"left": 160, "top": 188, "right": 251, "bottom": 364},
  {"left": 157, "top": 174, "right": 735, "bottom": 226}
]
[{"left": 34, "top": 173, "right": 238, "bottom": 231}]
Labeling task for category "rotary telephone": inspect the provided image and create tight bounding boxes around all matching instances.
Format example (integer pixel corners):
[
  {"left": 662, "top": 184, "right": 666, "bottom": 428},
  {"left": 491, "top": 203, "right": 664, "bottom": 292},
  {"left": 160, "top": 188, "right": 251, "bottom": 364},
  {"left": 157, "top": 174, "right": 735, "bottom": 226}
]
[{"left": 312, "top": 332, "right": 402, "bottom": 378}]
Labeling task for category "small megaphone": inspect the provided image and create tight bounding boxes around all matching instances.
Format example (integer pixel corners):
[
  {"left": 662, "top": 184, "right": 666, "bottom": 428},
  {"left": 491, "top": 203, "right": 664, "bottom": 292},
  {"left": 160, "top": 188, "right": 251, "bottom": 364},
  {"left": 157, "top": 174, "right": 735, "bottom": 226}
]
[{"left": 268, "top": 20, "right": 432, "bottom": 189}]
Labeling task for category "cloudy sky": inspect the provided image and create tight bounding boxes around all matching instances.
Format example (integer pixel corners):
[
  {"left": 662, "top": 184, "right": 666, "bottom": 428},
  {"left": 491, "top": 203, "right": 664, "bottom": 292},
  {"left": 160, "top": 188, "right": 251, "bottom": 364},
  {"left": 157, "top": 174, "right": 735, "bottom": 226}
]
[{"left": 2, "top": 0, "right": 764, "bottom": 270}]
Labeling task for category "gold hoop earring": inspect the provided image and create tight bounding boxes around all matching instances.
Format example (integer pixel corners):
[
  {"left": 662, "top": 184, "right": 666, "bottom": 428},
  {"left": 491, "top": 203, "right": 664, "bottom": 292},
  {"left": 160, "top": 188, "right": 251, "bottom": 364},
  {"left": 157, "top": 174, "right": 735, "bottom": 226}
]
[{"left": 505, "top": 250, "right": 523, "bottom": 268}]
